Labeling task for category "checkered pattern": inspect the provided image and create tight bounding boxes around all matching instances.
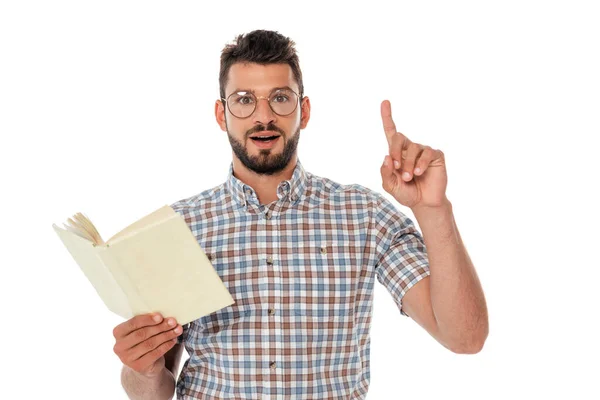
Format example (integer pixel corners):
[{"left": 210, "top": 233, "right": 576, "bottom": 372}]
[{"left": 171, "top": 158, "right": 430, "bottom": 399}]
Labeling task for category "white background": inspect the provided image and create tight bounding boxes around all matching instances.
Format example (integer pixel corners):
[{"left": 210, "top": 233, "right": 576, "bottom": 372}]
[{"left": 2, "top": 1, "right": 599, "bottom": 398}]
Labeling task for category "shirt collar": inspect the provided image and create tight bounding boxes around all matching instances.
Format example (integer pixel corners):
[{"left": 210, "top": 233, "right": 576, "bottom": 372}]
[{"left": 225, "top": 158, "right": 308, "bottom": 208}]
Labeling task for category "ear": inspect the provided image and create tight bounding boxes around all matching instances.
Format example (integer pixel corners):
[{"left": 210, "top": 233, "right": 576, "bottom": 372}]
[
  {"left": 299, "top": 96, "right": 311, "bottom": 129},
  {"left": 215, "top": 99, "right": 227, "bottom": 131}
]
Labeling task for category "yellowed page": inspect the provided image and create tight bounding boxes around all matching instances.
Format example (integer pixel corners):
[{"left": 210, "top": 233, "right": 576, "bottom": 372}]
[
  {"left": 52, "top": 223, "right": 132, "bottom": 319},
  {"left": 101, "top": 212, "right": 234, "bottom": 326},
  {"left": 106, "top": 205, "right": 175, "bottom": 244}
]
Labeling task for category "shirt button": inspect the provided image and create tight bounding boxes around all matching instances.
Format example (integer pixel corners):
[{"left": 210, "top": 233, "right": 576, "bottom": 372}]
[
  {"left": 320, "top": 246, "right": 327, "bottom": 255},
  {"left": 266, "top": 256, "right": 273, "bottom": 266},
  {"left": 269, "top": 361, "right": 276, "bottom": 369},
  {"left": 268, "top": 308, "right": 275, "bottom": 316},
  {"left": 265, "top": 211, "right": 271, "bottom": 219}
]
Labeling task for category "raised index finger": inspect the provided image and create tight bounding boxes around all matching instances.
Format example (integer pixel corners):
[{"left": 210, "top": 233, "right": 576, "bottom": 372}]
[{"left": 381, "top": 100, "right": 397, "bottom": 146}]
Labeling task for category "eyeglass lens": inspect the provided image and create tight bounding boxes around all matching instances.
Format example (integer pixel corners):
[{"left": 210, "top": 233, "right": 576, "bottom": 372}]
[{"left": 227, "top": 89, "right": 298, "bottom": 118}]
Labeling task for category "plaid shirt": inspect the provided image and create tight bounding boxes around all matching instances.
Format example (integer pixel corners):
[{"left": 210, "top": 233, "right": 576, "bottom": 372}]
[{"left": 171, "top": 158, "right": 430, "bottom": 399}]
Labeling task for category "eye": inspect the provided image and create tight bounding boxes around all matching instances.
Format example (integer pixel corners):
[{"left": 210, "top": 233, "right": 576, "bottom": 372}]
[
  {"left": 272, "top": 94, "right": 289, "bottom": 103},
  {"left": 236, "top": 95, "right": 254, "bottom": 105}
]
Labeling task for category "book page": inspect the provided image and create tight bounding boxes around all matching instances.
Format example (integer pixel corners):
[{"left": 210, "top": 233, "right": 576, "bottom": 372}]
[
  {"left": 59, "top": 212, "right": 105, "bottom": 245},
  {"left": 102, "top": 213, "right": 234, "bottom": 325},
  {"left": 106, "top": 205, "right": 175, "bottom": 245},
  {"left": 52, "top": 223, "right": 132, "bottom": 318}
]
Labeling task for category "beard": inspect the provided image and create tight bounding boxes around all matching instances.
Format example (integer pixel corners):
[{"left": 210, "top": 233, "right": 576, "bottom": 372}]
[{"left": 226, "top": 122, "right": 301, "bottom": 176}]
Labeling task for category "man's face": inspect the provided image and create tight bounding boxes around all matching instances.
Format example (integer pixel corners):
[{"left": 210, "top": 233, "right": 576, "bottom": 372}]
[{"left": 216, "top": 62, "right": 310, "bottom": 175}]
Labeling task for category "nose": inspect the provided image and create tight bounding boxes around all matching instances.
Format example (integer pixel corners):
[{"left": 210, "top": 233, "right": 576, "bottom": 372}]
[{"left": 253, "top": 97, "right": 276, "bottom": 126}]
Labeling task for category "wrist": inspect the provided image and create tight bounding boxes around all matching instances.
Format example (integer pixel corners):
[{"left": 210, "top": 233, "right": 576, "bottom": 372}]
[
  {"left": 411, "top": 198, "right": 452, "bottom": 217},
  {"left": 124, "top": 364, "right": 166, "bottom": 381}
]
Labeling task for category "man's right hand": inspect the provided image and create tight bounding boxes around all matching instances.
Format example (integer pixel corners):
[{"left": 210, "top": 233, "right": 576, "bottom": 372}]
[{"left": 113, "top": 313, "right": 183, "bottom": 378}]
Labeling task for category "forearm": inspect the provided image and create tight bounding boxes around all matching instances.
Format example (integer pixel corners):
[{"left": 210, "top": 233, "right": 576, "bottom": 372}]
[
  {"left": 412, "top": 199, "right": 488, "bottom": 353},
  {"left": 121, "top": 365, "right": 175, "bottom": 400}
]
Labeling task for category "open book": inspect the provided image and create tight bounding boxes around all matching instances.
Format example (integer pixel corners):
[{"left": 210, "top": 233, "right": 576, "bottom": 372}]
[{"left": 52, "top": 205, "right": 234, "bottom": 326}]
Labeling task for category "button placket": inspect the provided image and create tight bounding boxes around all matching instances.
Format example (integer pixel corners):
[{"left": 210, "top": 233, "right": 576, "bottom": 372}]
[{"left": 265, "top": 255, "right": 279, "bottom": 317}]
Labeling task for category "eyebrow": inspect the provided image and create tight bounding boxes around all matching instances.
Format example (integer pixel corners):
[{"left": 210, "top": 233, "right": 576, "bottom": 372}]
[{"left": 230, "top": 86, "right": 294, "bottom": 94}]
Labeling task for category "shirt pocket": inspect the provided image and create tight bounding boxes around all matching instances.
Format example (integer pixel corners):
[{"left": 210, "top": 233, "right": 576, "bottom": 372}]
[{"left": 292, "top": 243, "right": 358, "bottom": 321}]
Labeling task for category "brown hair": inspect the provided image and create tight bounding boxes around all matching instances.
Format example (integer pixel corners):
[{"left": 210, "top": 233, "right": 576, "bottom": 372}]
[{"left": 219, "top": 30, "right": 304, "bottom": 101}]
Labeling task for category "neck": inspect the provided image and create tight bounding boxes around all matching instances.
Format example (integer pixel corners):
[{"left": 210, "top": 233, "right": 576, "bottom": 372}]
[{"left": 231, "top": 154, "right": 297, "bottom": 205}]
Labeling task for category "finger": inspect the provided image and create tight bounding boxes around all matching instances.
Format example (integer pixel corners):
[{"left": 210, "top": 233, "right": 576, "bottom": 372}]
[
  {"left": 118, "top": 317, "right": 180, "bottom": 350},
  {"left": 126, "top": 323, "right": 183, "bottom": 362},
  {"left": 129, "top": 338, "right": 177, "bottom": 374},
  {"left": 381, "top": 100, "right": 397, "bottom": 146},
  {"left": 380, "top": 155, "right": 399, "bottom": 193},
  {"left": 113, "top": 313, "right": 164, "bottom": 339},
  {"left": 413, "top": 146, "right": 433, "bottom": 176},
  {"left": 389, "top": 132, "right": 410, "bottom": 171},
  {"left": 400, "top": 143, "right": 425, "bottom": 181}
]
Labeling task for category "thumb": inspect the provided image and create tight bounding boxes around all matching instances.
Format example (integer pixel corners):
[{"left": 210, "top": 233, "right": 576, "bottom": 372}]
[{"left": 380, "top": 155, "right": 398, "bottom": 193}]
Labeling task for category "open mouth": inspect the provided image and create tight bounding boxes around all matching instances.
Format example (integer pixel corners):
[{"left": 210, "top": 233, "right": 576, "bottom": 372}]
[
  {"left": 249, "top": 133, "right": 281, "bottom": 148},
  {"left": 250, "top": 135, "right": 280, "bottom": 142}
]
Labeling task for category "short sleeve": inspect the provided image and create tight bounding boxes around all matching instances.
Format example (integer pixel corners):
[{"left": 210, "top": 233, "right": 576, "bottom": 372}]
[
  {"left": 175, "top": 322, "right": 190, "bottom": 345},
  {"left": 373, "top": 193, "right": 431, "bottom": 317}
]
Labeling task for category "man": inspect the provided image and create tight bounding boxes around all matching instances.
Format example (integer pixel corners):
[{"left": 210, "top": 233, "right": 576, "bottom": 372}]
[{"left": 115, "top": 29, "right": 488, "bottom": 399}]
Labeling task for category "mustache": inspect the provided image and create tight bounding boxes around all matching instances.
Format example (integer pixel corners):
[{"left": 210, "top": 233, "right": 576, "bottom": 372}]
[{"left": 247, "top": 123, "right": 284, "bottom": 137}]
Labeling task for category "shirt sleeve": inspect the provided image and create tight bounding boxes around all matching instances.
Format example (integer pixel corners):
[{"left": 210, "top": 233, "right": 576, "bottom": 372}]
[{"left": 373, "top": 193, "right": 431, "bottom": 317}]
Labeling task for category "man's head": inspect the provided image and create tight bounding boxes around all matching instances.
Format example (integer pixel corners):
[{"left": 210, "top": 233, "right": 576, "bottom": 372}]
[{"left": 215, "top": 30, "right": 311, "bottom": 175}]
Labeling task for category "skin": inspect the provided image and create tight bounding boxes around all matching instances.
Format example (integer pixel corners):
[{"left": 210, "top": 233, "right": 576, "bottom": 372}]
[
  {"left": 215, "top": 62, "right": 311, "bottom": 205},
  {"left": 119, "top": 63, "right": 312, "bottom": 397},
  {"left": 379, "top": 100, "right": 489, "bottom": 353},
  {"left": 116, "top": 313, "right": 184, "bottom": 399},
  {"left": 214, "top": 63, "right": 488, "bottom": 353},
  {"left": 119, "top": 63, "right": 488, "bottom": 400}
]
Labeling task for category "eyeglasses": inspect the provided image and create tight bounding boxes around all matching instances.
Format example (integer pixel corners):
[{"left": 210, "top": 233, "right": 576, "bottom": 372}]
[{"left": 221, "top": 88, "right": 300, "bottom": 119}]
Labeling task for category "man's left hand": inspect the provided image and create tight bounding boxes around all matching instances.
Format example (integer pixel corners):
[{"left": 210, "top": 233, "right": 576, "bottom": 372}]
[{"left": 379, "top": 100, "right": 449, "bottom": 210}]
